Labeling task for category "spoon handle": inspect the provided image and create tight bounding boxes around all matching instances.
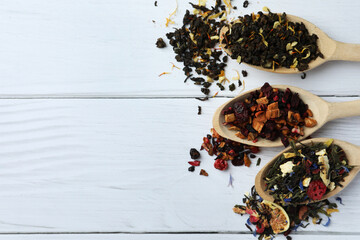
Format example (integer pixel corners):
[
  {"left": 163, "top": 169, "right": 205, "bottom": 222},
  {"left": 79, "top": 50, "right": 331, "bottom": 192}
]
[
  {"left": 332, "top": 41, "right": 360, "bottom": 61},
  {"left": 327, "top": 100, "right": 360, "bottom": 121}
]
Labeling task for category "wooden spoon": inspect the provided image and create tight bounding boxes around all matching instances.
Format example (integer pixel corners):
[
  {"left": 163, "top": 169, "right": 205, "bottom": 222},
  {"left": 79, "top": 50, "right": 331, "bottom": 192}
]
[
  {"left": 255, "top": 138, "right": 360, "bottom": 203},
  {"left": 212, "top": 85, "right": 360, "bottom": 147},
  {"left": 219, "top": 14, "right": 360, "bottom": 73}
]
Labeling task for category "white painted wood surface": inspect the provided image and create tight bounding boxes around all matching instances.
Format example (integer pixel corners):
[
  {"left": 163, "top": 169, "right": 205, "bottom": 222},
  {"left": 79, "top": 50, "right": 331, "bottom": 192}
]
[{"left": 0, "top": 0, "right": 358, "bottom": 239}]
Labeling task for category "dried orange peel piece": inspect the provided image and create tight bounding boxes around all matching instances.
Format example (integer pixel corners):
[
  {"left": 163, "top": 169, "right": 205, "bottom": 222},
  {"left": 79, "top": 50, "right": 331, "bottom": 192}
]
[{"left": 261, "top": 200, "right": 290, "bottom": 234}]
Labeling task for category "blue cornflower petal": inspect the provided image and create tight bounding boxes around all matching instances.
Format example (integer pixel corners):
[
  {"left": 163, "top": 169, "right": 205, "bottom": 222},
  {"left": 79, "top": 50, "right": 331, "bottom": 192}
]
[
  {"left": 258, "top": 196, "right": 263, "bottom": 202},
  {"left": 247, "top": 217, "right": 251, "bottom": 225},
  {"left": 228, "top": 174, "right": 234, "bottom": 187},
  {"left": 336, "top": 197, "right": 344, "bottom": 205},
  {"left": 284, "top": 198, "right": 292, "bottom": 202},
  {"left": 310, "top": 164, "right": 318, "bottom": 170},
  {"left": 342, "top": 166, "right": 350, "bottom": 173},
  {"left": 299, "top": 180, "right": 304, "bottom": 191},
  {"left": 253, "top": 228, "right": 257, "bottom": 237},
  {"left": 290, "top": 172, "right": 294, "bottom": 177},
  {"left": 323, "top": 217, "right": 331, "bottom": 227},
  {"left": 293, "top": 222, "right": 302, "bottom": 231},
  {"left": 286, "top": 185, "right": 293, "bottom": 193}
]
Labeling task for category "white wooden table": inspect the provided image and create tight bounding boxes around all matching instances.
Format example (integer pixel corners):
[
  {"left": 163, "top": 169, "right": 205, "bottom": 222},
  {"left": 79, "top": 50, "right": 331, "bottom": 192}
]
[{"left": 0, "top": 0, "right": 359, "bottom": 239}]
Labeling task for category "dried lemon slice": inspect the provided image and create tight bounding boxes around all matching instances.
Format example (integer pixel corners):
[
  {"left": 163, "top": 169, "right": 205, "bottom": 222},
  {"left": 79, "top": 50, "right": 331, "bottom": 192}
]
[{"left": 262, "top": 200, "right": 290, "bottom": 234}]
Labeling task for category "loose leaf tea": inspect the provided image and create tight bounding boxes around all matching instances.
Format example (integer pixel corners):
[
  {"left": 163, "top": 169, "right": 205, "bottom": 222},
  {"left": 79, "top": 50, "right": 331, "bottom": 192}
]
[
  {"left": 156, "top": 38, "right": 167, "bottom": 48},
  {"left": 264, "top": 140, "right": 353, "bottom": 205},
  {"left": 233, "top": 186, "right": 340, "bottom": 239},
  {"left": 190, "top": 148, "right": 201, "bottom": 159},
  {"left": 222, "top": 82, "right": 317, "bottom": 146},
  {"left": 165, "top": 1, "right": 231, "bottom": 96},
  {"left": 200, "top": 128, "right": 260, "bottom": 170},
  {"left": 243, "top": 1, "right": 249, "bottom": 8},
  {"left": 221, "top": 10, "right": 323, "bottom": 71}
]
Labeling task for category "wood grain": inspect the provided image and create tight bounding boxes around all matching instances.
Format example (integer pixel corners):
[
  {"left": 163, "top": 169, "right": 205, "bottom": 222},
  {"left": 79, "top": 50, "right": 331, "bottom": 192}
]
[
  {"left": 0, "top": 98, "right": 357, "bottom": 233},
  {"left": 0, "top": 234, "right": 358, "bottom": 240},
  {"left": 0, "top": 0, "right": 357, "bottom": 96}
]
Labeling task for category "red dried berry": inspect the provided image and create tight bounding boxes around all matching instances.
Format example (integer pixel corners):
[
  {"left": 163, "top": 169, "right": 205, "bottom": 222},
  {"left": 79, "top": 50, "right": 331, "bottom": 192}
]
[
  {"left": 307, "top": 180, "right": 327, "bottom": 200},
  {"left": 188, "top": 160, "right": 200, "bottom": 166},
  {"left": 249, "top": 146, "right": 260, "bottom": 153},
  {"left": 273, "top": 95, "right": 279, "bottom": 101},
  {"left": 214, "top": 159, "right": 228, "bottom": 170},
  {"left": 250, "top": 215, "right": 259, "bottom": 223},
  {"left": 256, "top": 223, "right": 265, "bottom": 234}
]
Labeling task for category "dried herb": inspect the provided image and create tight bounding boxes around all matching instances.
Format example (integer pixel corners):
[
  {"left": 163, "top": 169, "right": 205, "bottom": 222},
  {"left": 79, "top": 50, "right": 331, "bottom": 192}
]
[
  {"left": 243, "top": 1, "right": 249, "bottom": 8},
  {"left": 264, "top": 140, "right": 353, "bottom": 205},
  {"left": 222, "top": 11, "right": 323, "bottom": 71},
  {"left": 156, "top": 38, "right": 166, "bottom": 48},
  {"left": 200, "top": 128, "right": 260, "bottom": 169},
  {"left": 217, "top": 83, "right": 225, "bottom": 91},
  {"left": 256, "top": 158, "right": 261, "bottom": 166},
  {"left": 301, "top": 72, "right": 306, "bottom": 79},
  {"left": 196, "top": 96, "right": 209, "bottom": 101},
  {"left": 166, "top": 1, "right": 230, "bottom": 96},
  {"left": 198, "top": 106, "right": 202, "bottom": 115},
  {"left": 233, "top": 186, "right": 341, "bottom": 239},
  {"left": 190, "top": 148, "right": 200, "bottom": 159},
  {"left": 222, "top": 82, "right": 317, "bottom": 146},
  {"left": 229, "top": 83, "right": 236, "bottom": 91},
  {"left": 200, "top": 169, "right": 209, "bottom": 176}
]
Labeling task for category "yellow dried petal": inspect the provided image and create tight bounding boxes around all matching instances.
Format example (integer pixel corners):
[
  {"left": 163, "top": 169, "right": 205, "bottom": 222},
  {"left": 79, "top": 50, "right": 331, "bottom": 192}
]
[
  {"left": 237, "top": 56, "right": 242, "bottom": 63},
  {"left": 273, "top": 21, "right": 280, "bottom": 29},
  {"left": 286, "top": 43, "right": 292, "bottom": 51},
  {"left": 189, "top": 33, "right": 197, "bottom": 43},
  {"left": 207, "top": 76, "right": 214, "bottom": 83},
  {"left": 290, "top": 58, "right": 298, "bottom": 68},
  {"left": 208, "top": 10, "right": 225, "bottom": 20},
  {"left": 232, "top": 70, "right": 240, "bottom": 80},
  {"left": 301, "top": 50, "right": 311, "bottom": 60},
  {"left": 199, "top": 0, "right": 207, "bottom": 6},
  {"left": 324, "top": 139, "right": 333, "bottom": 147},
  {"left": 210, "top": 35, "right": 219, "bottom": 40},
  {"left": 165, "top": 0, "right": 178, "bottom": 27},
  {"left": 259, "top": 32, "right": 268, "bottom": 47},
  {"left": 262, "top": 6, "right": 270, "bottom": 12},
  {"left": 326, "top": 208, "right": 339, "bottom": 216},
  {"left": 236, "top": 38, "right": 243, "bottom": 43}
]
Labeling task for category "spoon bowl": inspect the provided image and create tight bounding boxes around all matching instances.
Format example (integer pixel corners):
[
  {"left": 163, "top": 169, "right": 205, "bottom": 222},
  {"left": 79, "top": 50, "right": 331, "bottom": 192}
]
[
  {"left": 219, "top": 14, "right": 360, "bottom": 73},
  {"left": 255, "top": 138, "right": 360, "bottom": 203},
  {"left": 212, "top": 85, "right": 360, "bottom": 147}
]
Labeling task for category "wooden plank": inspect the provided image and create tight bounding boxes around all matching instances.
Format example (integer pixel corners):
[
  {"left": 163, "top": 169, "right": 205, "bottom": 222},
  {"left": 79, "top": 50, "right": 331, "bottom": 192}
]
[
  {"left": 0, "top": 98, "right": 357, "bottom": 233},
  {"left": 0, "top": 0, "right": 358, "bottom": 96},
  {"left": 0, "top": 233, "right": 358, "bottom": 240}
]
